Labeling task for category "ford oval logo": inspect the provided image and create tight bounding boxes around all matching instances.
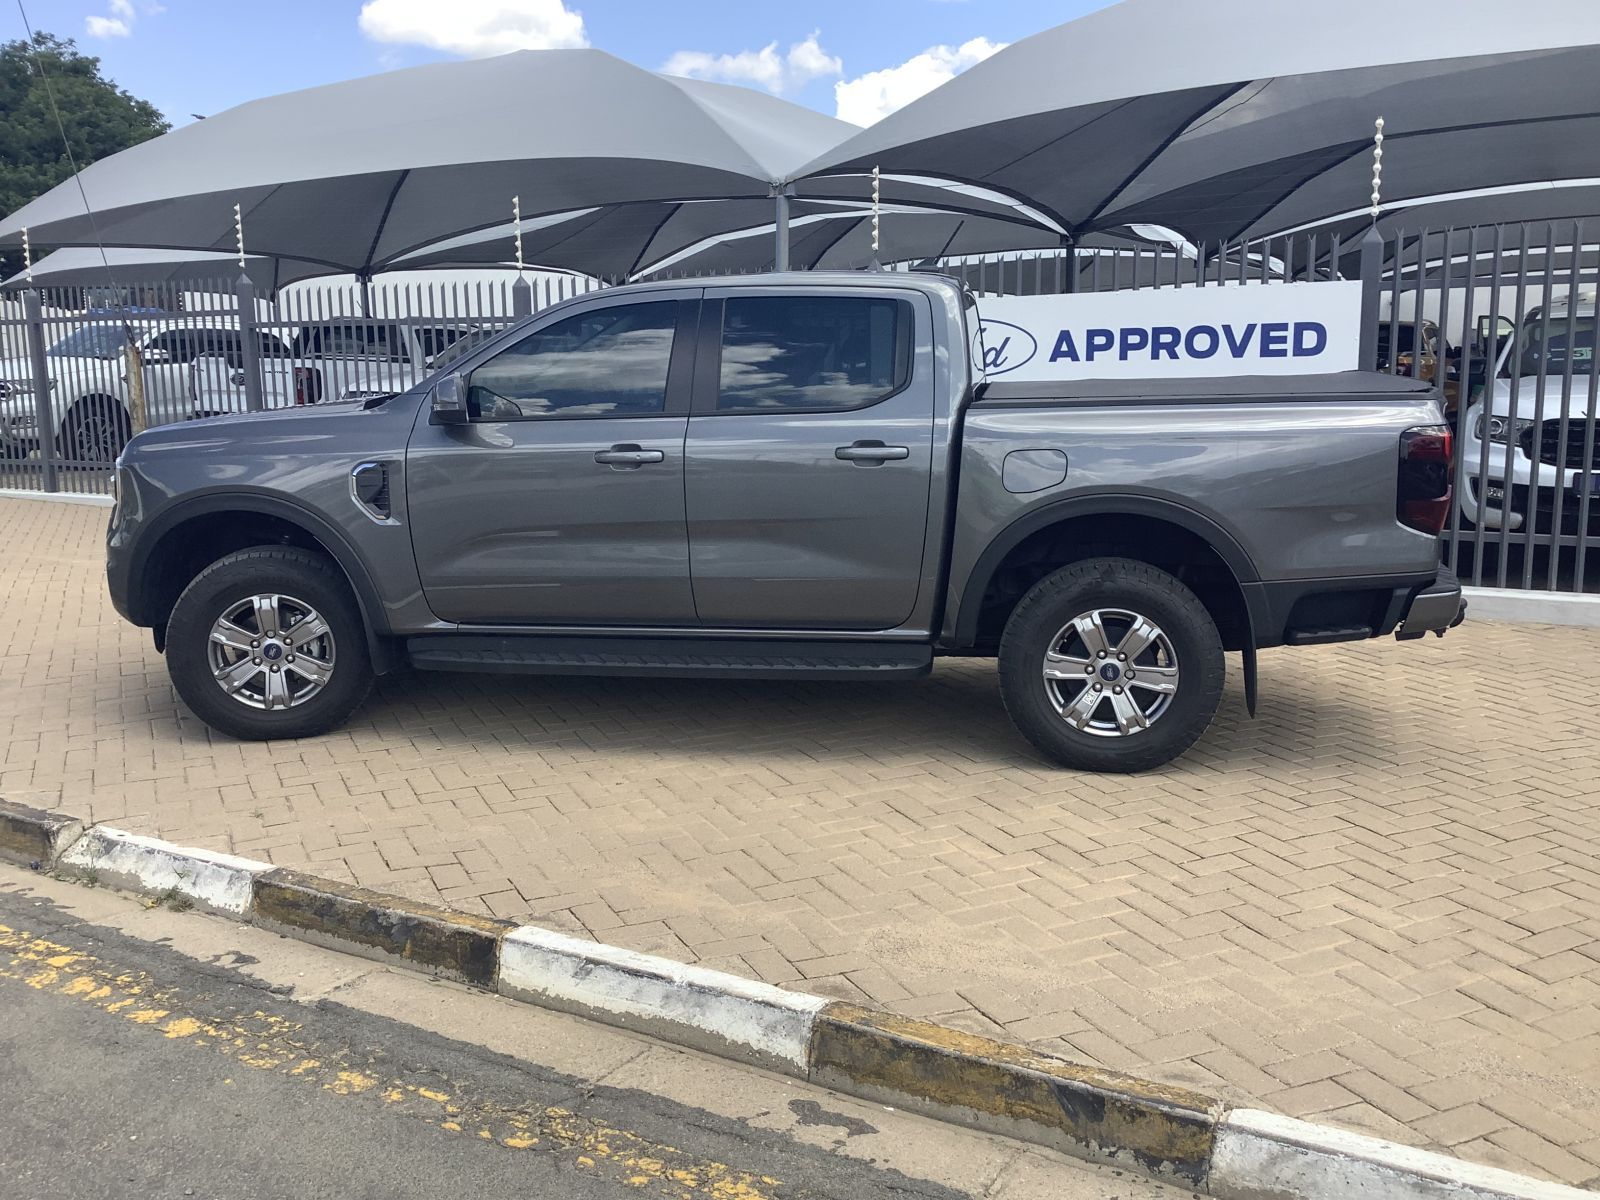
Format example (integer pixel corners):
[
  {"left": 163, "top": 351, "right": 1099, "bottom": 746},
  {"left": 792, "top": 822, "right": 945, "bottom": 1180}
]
[{"left": 979, "top": 319, "right": 1037, "bottom": 376}]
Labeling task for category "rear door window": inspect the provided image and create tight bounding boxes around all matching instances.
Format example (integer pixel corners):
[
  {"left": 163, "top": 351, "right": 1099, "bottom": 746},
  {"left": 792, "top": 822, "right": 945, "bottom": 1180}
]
[{"left": 714, "top": 295, "right": 909, "bottom": 414}]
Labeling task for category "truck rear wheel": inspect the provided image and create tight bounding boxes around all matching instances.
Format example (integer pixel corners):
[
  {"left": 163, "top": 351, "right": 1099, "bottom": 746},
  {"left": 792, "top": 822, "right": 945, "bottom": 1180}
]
[
  {"left": 164, "top": 546, "right": 373, "bottom": 741},
  {"left": 998, "top": 558, "right": 1224, "bottom": 773}
]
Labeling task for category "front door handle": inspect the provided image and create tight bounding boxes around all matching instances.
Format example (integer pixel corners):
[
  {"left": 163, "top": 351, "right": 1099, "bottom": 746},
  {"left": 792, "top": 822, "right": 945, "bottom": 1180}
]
[
  {"left": 835, "top": 440, "right": 909, "bottom": 464},
  {"left": 594, "top": 443, "right": 665, "bottom": 468}
]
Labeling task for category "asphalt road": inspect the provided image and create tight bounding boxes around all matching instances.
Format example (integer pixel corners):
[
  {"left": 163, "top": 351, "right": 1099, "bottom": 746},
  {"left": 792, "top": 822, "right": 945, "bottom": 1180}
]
[{"left": 0, "top": 881, "right": 1182, "bottom": 1200}]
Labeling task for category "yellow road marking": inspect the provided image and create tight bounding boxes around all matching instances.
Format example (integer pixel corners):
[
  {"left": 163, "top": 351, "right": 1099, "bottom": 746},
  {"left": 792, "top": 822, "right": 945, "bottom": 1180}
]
[{"left": 0, "top": 921, "right": 785, "bottom": 1200}]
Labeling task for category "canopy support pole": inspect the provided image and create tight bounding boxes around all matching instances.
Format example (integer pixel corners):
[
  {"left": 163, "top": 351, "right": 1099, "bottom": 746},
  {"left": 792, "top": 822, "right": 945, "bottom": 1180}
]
[
  {"left": 234, "top": 273, "right": 265, "bottom": 413},
  {"left": 1357, "top": 226, "right": 1384, "bottom": 372},
  {"left": 773, "top": 185, "right": 793, "bottom": 272},
  {"left": 359, "top": 273, "right": 374, "bottom": 318}
]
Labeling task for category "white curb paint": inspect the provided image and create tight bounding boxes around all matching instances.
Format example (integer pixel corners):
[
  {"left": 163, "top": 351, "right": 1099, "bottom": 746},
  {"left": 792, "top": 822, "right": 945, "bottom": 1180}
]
[
  {"left": 498, "top": 925, "right": 828, "bottom": 1076},
  {"left": 0, "top": 488, "right": 113, "bottom": 507},
  {"left": 1209, "top": 1109, "right": 1593, "bottom": 1200},
  {"left": 1463, "top": 586, "right": 1600, "bottom": 629},
  {"left": 60, "top": 826, "right": 272, "bottom": 916}
]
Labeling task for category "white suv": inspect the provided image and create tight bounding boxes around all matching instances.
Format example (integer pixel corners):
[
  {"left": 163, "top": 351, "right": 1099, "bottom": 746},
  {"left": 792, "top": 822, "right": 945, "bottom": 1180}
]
[
  {"left": 0, "top": 320, "right": 284, "bottom": 462},
  {"left": 1457, "top": 293, "right": 1598, "bottom": 536}
]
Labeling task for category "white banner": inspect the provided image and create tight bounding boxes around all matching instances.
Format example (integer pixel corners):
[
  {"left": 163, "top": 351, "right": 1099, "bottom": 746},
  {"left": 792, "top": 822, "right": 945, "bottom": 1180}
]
[{"left": 976, "top": 281, "right": 1362, "bottom": 381}]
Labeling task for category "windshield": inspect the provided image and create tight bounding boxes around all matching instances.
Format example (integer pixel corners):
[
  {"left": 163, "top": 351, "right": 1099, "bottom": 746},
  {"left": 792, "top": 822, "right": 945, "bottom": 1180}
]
[
  {"left": 47, "top": 325, "right": 134, "bottom": 360},
  {"left": 1516, "top": 314, "right": 1596, "bottom": 377}
]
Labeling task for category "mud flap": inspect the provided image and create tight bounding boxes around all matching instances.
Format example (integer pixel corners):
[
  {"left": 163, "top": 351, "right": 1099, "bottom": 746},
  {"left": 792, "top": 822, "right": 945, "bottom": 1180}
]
[{"left": 1242, "top": 641, "right": 1258, "bottom": 718}]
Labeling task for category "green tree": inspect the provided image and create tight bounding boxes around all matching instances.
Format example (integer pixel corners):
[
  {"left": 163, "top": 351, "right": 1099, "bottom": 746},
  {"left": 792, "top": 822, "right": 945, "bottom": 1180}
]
[{"left": 0, "top": 32, "right": 168, "bottom": 275}]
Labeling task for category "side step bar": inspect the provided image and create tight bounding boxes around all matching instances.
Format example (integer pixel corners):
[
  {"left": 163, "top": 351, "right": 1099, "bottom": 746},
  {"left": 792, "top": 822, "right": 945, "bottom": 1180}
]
[{"left": 405, "top": 635, "right": 933, "bottom": 681}]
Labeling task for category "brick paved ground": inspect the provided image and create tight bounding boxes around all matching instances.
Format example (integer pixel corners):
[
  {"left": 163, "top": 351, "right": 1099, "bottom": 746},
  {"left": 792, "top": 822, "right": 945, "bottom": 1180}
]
[{"left": 3, "top": 495, "right": 1599, "bottom": 1187}]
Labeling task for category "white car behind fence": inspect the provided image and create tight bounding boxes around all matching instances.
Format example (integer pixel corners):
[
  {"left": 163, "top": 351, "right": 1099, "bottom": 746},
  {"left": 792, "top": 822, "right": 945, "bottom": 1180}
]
[{"left": 1457, "top": 290, "right": 1599, "bottom": 538}]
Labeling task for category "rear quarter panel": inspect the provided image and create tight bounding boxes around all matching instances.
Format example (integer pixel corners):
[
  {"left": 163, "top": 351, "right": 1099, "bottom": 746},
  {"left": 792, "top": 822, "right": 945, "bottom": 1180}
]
[{"left": 945, "top": 383, "right": 1447, "bottom": 639}]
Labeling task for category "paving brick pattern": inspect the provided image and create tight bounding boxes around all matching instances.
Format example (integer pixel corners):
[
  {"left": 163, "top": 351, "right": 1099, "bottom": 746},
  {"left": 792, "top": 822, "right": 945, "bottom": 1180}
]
[{"left": 3, "top": 495, "right": 1599, "bottom": 1187}]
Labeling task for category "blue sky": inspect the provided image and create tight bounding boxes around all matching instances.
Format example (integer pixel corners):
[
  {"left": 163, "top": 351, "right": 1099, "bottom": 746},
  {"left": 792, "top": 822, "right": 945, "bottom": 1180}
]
[{"left": 13, "top": 0, "right": 1112, "bottom": 129}]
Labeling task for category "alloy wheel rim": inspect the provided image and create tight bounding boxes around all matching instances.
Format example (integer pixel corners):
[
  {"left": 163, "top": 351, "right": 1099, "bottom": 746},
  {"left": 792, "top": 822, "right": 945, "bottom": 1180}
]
[
  {"left": 207, "top": 593, "right": 335, "bottom": 711},
  {"left": 1042, "top": 607, "right": 1180, "bottom": 738},
  {"left": 76, "top": 413, "right": 118, "bottom": 462}
]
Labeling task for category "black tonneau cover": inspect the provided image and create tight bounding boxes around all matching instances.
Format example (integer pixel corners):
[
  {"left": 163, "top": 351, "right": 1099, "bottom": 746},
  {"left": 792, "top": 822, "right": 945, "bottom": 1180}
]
[{"left": 976, "top": 371, "right": 1438, "bottom": 407}]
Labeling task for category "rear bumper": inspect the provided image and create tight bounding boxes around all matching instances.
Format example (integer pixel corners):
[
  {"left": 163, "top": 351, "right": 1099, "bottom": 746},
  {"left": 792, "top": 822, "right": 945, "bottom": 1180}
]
[{"left": 1395, "top": 566, "right": 1466, "bottom": 640}]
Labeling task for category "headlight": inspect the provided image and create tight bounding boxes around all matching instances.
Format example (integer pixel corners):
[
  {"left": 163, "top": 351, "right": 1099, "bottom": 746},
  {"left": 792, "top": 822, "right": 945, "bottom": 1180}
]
[
  {"left": 1475, "top": 414, "right": 1535, "bottom": 444},
  {"left": 0, "top": 378, "right": 55, "bottom": 398}
]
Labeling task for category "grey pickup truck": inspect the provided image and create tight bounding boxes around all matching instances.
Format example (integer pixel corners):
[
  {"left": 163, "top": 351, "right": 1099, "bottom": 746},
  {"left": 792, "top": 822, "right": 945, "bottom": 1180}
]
[{"left": 106, "top": 272, "right": 1465, "bottom": 772}]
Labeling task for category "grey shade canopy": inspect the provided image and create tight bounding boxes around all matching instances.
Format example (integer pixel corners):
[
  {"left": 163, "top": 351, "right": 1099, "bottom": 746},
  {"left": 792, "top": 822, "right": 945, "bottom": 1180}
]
[
  {"left": 2, "top": 247, "right": 297, "bottom": 293},
  {"left": 1101, "top": 46, "right": 1600, "bottom": 243},
  {"left": 634, "top": 207, "right": 1065, "bottom": 276},
  {"left": 399, "top": 201, "right": 1061, "bottom": 278},
  {"left": 0, "top": 50, "right": 855, "bottom": 274},
  {"left": 796, "top": 0, "right": 1600, "bottom": 243},
  {"left": 1275, "top": 183, "right": 1600, "bottom": 248}
]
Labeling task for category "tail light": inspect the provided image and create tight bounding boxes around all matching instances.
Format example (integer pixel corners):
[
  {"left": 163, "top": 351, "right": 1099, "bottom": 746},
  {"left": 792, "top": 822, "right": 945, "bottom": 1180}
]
[
  {"left": 1398, "top": 424, "right": 1452, "bottom": 535},
  {"left": 293, "top": 367, "right": 324, "bottom": 406}
]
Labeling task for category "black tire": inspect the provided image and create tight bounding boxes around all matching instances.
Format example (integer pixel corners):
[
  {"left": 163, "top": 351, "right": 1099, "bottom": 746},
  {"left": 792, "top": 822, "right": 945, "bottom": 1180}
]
[
  {"left": 998, "top": 557, "right": 1224, "bottom": 773},
  {"left": 60, "top": 396, "right": 131, "bottom": 464},
  {"left": 164, "top": 546, "right": 373, "bottom": 741}
]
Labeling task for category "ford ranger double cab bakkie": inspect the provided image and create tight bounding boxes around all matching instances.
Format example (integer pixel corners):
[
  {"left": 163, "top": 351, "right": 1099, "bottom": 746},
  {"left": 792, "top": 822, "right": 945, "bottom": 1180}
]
[{"left": 106, "top": 273, "right": 1465, "bottom": 773}]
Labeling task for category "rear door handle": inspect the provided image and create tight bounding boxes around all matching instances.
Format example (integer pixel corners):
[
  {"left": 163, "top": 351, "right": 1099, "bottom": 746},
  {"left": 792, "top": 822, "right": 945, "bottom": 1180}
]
[
  {"left": 835, "top": 440, "right": 909, "bottom": 464},
  {"left": 594, "top": 444, "right": 665, "bottom": 467}
]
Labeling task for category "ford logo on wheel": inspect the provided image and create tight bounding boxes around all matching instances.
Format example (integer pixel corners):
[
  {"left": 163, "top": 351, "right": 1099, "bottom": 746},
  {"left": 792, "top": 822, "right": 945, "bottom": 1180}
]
[{"left": 979, "top": 320, "right": 1037, "bottom": 376}]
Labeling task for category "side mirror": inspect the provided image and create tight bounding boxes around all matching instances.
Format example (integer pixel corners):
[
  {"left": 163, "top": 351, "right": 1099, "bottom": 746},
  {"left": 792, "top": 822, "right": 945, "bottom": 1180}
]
[{"left": 430, "top": 374, "right": 468, "bottom": 425}]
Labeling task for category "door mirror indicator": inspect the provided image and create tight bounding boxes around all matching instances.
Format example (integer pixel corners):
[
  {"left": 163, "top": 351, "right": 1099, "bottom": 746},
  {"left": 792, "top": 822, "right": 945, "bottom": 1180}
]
[{"left": 431, "top": 375, "right": 468, "bottom": 425}]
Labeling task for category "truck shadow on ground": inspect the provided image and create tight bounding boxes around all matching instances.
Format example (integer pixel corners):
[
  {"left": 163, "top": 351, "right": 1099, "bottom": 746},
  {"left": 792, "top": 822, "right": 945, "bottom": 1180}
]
[{"left": 348, "top": 657, "right": 1387, "bottom": 777}]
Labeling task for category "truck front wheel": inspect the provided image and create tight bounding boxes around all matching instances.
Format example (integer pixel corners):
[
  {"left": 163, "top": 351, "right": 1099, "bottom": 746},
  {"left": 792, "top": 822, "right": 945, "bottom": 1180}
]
[
  {"left": 164, "top": 546, "right": 374, "bottom": 741},
  {"left": 998, "top": 558, "right": 1224, "bottom": 773}
]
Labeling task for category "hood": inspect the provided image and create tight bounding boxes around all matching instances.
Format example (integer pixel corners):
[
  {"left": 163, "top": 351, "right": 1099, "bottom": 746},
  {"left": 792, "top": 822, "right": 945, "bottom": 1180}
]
[{"left": 1488, "top": 374, "right": 1599, "bottom": 420}]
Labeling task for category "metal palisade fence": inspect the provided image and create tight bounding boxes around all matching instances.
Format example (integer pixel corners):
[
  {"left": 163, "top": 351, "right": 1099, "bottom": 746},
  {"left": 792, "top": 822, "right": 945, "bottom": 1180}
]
[{"left": 0, "top": 220, "right": 1595, "bottom": 595}]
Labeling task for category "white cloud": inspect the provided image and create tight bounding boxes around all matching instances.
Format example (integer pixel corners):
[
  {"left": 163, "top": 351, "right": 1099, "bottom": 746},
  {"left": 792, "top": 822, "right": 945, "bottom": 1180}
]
[
  {"left": 834, "top": 36, "right": 1005, "bottom": 126},
  {"left": 86, "top": 0, "right": 161, "bottom": 38},
  {"left": 663, "top": 32, "right": 841, "bottom": 95},
  {"left": 85, "top": 15, "right": 131, "bottom": 37},
  {"left": 359, "top": 0, "right": 588, "bottom": 58}
]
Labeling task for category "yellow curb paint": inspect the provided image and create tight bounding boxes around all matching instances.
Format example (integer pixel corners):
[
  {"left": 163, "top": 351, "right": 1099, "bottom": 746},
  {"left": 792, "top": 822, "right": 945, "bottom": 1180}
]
[{"left": 0, "top": 920, "right": 786, "bottom": 1200}]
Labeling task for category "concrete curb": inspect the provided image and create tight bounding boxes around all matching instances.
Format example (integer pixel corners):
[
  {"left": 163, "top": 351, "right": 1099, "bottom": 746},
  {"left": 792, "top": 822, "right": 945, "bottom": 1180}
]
[
  {"left": 1209, "top": 1110, "right": 1591, "bottom": 1200},
  {"left": 0, "top": 488, "right": 113, "bottom": 507},
  {"left": 0, "top": 800, "right": 82, "bottom": 868},
  {"left": 500, "top": 924, "right": 828, "bottom": 1077},
  {"left": 1, "top": 798, "right": 1590, "bottom": 1200},
  {"left": 809, "top": 1001, "right": 1219, "bottom": 1186},
  {"left": 1462, "top": 586, "right": 1600, "bottom": 629},
  {"left": 253, "top": 868, "right": 511, "bottom": 987},
  {"left": 59, "top": 825, "right": 270, "bottom": 916}
]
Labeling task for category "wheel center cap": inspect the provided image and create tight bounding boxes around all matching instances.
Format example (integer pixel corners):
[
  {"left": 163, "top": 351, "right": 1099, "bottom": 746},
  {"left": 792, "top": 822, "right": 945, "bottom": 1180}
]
[
  {"left": 1098, "top": 662, "right": 1121, "bottom": 682},
  {"left": 262, "top": 642, "right": 285, "bottom": 662}
]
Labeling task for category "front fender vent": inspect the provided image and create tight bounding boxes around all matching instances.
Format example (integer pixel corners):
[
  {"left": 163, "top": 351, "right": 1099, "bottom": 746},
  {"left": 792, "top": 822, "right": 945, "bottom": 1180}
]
[{"left": 350, "top": 461, "right": 395, "bottom": 524}]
